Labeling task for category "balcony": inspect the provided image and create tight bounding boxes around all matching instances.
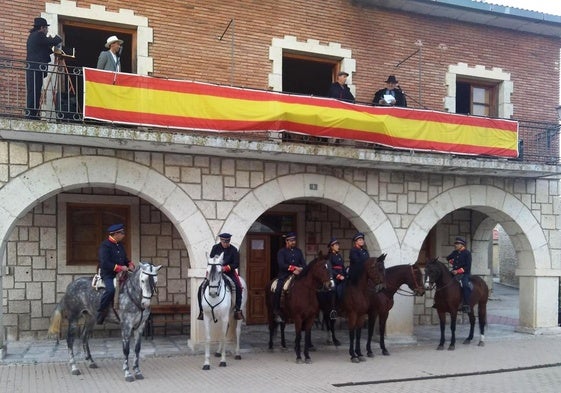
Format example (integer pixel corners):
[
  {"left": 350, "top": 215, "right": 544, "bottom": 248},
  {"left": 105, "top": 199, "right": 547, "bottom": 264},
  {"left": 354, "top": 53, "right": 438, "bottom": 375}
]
[{"left": 1, "top": 57, "right": 560, "bottom": 179}]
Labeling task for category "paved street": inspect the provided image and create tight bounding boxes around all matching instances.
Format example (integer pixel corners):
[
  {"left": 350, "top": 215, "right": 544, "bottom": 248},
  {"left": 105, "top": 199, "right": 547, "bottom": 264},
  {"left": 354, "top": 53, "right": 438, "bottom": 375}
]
[{"left": 2, "top": 283, "right": 561, "bottom": 392}]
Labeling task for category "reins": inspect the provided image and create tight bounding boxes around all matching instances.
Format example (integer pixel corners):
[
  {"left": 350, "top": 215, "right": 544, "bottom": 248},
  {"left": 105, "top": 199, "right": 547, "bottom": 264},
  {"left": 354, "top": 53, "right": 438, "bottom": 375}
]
[
  {"left": 203, "top": 264, "right": 230, "bottom": 323},
  {"left": 124, "top": 267, "right": 158, "bottom": 330}
]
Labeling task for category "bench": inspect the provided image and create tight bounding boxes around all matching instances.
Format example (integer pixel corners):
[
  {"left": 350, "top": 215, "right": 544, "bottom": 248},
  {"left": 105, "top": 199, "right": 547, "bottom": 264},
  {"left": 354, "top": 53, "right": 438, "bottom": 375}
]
[{"left": 145, "top": 304, "right": 190, "bottom": 339}]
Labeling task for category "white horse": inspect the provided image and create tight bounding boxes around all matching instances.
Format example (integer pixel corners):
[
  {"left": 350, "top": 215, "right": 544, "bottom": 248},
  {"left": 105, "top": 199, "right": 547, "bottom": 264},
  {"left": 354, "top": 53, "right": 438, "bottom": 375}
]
[{"left": 201, "top": 252, "right": 247, "bottom": 370}]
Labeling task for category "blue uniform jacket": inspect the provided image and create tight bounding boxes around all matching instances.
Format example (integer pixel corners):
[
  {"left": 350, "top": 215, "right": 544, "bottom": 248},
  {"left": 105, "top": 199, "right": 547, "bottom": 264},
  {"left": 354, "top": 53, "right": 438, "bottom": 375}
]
[
  {"left": 210, "top": 243, "right": 240, "bottom": 274},
  {"left": 447, "top": 249, "right": 472, "bottom": 275},
  {"left": 98, "top": 237, "right": 130, "bottom": 279},
  {"left": 277, "top": 246, "right": 306, "bottom": 280}
]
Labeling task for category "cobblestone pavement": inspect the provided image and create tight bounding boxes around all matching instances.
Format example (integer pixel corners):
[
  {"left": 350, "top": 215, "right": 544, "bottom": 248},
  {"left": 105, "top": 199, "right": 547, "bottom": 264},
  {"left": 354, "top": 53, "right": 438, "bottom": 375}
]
[{"left": 2, "top": 283, "right": 561, "bottom": 392}]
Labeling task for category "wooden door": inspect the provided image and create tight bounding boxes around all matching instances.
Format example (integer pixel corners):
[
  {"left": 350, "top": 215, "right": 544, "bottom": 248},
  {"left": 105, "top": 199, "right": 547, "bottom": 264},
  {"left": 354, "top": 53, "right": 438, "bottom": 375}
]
[{"left": 246, "top": 235, "right": 270, "bottom": 324}]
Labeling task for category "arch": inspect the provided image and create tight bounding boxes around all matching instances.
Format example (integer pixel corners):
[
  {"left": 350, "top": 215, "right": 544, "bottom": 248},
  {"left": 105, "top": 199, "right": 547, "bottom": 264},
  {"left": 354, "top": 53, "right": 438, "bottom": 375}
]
[
  {"left": 220, "top": 173, "right": 400, "bottom": 264},
  {"left": 0, "top": 156, "right": 211, "bottom": 269}
]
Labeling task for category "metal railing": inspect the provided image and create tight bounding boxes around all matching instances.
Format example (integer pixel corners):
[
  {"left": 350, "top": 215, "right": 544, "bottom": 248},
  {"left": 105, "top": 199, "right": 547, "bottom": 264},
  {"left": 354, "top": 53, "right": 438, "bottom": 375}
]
[{"left": 0, "top": 57, "right": 559, "bottom": 165}]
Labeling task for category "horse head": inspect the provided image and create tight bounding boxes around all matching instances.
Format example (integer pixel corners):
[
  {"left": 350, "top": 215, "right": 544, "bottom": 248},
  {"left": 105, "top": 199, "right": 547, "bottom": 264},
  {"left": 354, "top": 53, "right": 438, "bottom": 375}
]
[
  {"left": 306, "top": 253, "right": 333, "bottom": 291},
  {"left": 206, "top": 252, "right": 225, "bottom": 298},
  {"left": 410, "top": 261, "right": 426, "bottom": 296},
  {"left": 423, "top": 257, "right": 444, "bottom": 290},
  {"left": 367, "top": 253, "right": 386, "bottom": 292},
  {"left": 138, "top": 262, "right": 162, "bottom": 308}
]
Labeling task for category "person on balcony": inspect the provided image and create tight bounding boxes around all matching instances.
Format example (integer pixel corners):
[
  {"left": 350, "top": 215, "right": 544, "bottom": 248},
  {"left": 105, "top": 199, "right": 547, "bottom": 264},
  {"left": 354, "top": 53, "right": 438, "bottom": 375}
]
[
  {"left": 25, "top": 17, "right": 62, "bottom": 119},
  {"left": 97, "top": 35, "right": 124, "bottom": 72},
  {"left": 328, "top": 71, "right": 355, "bottom": 103},
  {"left": 372, "top": 75, "right": 407, "bottom": 107}
]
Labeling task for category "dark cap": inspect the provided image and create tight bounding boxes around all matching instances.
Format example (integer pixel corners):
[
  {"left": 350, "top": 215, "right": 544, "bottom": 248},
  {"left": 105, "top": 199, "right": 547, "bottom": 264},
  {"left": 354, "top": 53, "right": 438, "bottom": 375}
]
[
  {"left": 454, "top": 236, "right": 466, "bottom": 246},
  {"left": 283, "top": 232, "right": 296, "bottom": 241},
  {"left": 218, "top": 233, "right": 232, "bottom": 240},
  {"left": 352, "top": 232, "right": 365, "bottom": 242},
  {"left": 33, "top": 17, "right": 49, "bottom": 27},
  {"left": 107, "top": 223, "right": 124, "bottom": 233},
  {"left": 337, "top": 71, "right": 349, "bottom": 77},
  {"left": 385, "top": 75, "right": 398, "bottom": 84},
  {"left": 327, "top": 238, "right": 339, "bottom": 247}
]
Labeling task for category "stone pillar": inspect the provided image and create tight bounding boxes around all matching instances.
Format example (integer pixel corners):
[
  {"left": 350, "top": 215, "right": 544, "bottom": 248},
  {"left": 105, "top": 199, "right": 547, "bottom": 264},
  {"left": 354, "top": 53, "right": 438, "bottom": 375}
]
[
  {"left": 187, "top": 269, "right": 206, "bottom": 351},
  {"left": 516, "top": 269, "right": 561, "bottom": 333},
  {"left": 0, "top": 258, "right": 5, "bottom": 359},
  {"left": 385, "top": 294, "right": 416, "bottom": 344}
]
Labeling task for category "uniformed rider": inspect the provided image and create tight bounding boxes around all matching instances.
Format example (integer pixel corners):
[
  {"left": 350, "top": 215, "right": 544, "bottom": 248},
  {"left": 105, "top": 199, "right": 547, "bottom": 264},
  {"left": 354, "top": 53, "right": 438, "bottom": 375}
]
[{"left": 447, "top": 236, "right": 472, "bottom": 313}]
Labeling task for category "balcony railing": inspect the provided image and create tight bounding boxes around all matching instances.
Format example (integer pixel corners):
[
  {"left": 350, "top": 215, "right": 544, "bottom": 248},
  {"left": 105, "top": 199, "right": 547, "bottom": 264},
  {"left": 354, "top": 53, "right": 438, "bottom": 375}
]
[{"left": 1, "top": 57, "right": 559, "bottom": 165}]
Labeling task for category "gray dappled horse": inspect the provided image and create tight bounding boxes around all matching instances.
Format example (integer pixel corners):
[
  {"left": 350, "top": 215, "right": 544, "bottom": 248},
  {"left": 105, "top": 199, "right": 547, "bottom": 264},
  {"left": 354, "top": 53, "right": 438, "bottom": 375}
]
[{"left": 48, "top": 262, "right": 162, "bottom": 381}]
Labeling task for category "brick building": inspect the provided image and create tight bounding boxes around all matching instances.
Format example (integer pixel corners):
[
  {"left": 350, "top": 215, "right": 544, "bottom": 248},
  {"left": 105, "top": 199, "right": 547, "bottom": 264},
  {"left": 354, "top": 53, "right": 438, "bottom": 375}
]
[{"left": 1, "top": 0, "right": 561, "bottom": 355}]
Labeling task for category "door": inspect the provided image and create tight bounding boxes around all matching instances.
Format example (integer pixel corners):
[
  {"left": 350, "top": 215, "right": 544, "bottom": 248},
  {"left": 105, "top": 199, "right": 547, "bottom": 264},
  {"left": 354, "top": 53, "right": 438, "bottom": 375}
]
[{"left": 246, "top": 235, "right": 270, "bottom": 324}]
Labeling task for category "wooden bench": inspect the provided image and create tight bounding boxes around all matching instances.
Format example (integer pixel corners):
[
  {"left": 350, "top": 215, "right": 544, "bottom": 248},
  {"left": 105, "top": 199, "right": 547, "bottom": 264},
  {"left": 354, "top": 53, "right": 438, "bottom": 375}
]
[{"left": 145, "top": 304, "right": 190, "bottom": 339}]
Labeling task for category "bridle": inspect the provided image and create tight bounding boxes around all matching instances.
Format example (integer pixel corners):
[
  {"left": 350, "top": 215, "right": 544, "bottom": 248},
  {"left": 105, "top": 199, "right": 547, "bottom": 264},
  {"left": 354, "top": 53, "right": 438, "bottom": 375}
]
[
  {"left": 424, "top": 263, "right": 456, "bottom": 292},
  {"left": 203, "top": 261, "right": 229, "bottom": 322},
  {"left": 396, "top": 264, "right": 425, "bottom": 296}
]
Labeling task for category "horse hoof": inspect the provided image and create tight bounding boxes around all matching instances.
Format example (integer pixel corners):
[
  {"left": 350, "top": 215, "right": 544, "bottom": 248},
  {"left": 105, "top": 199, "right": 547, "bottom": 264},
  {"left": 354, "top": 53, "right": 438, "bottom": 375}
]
[
  {"left": 135, "top": 373, "right": 144, "bottom": 380},
  {"left": 235, "top": 355, "right": 242, "bottom": 360},
  {"left": 478, "top": 341, "right": 485, "bottom": 347},
  {"left": 358, "top": 356, "right": 366, "bottom": 362},
  {"left": 125, "top": 376, "right": 135, "bottom": 382},
  {"left": 351, "top": 357, "right": 360, "bottom": 363},
  {"left": 214, "top": 352, "right": 221, "bottom": 358},
  {"left": 448, "top": 345, "right": 455, "bottom": 351},
  {"left": 382, "top": 350, "right": 390, "bottom": 356},
  {"left": 71, "top": 369, "right": 81, "bottom": 376},
  {"left": 367, "top": 352, "right": 374, "bottom": 358},
  {"left": 463, "top": 339, "right": 471, "bottom": 345},
  {"left": 333, "top": 339, "right": 341, "bottom": 346},
  {"left": 202, "top": 365, "right": 210, "bottom": 370},
  {"left": 305, "top": 358, "right": 312, "bottom": 364},
  {"left": 89, "top": 363, "right": 98, "bottom": 369},
  {"left": 437, "top": 345, "right": 444, "bottom": 351},
  {"left": 219, "top": 362, "right": 227, "bottom": 367},
  {"left": 296, "top": 358, "right": 303, "bottom": 364},
  {"left": 309, "top": 345, "right": 316, "bottom": 352}
]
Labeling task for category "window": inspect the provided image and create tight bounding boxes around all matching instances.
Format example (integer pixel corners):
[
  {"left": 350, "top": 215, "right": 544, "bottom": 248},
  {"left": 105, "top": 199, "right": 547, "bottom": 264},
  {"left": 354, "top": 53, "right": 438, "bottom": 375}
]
[
  {"left": 66, "top": 203, "right": 131, "bottom": 266},
  {"left": 456, "top": 80, "right": 497, "bottom": 117},
  {"left": 282, "top": 53, "right": 337, "bottom": 97}
]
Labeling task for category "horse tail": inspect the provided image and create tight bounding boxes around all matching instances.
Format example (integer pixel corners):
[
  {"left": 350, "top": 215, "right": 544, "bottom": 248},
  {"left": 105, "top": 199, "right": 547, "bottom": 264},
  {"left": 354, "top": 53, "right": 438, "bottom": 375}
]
[{"left": 47, "top": 299, "right": 64, "bottom": 336}]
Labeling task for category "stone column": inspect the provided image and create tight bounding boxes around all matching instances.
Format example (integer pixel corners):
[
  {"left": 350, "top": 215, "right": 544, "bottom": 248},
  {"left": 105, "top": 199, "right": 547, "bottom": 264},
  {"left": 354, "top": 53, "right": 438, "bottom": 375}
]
[
  {"left": 516, "top": 269, "right": 561, "bottom": 333},
  {"left": 187, "top": 269, "right": 207, "bottom": 350}
]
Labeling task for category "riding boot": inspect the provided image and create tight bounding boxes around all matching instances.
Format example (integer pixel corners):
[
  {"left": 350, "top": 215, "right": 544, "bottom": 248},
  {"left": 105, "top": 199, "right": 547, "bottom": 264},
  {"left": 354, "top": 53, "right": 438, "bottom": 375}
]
[
  {"left": 234, "top": 309, "right": 244, "bottom": 320},
  {"left": 96, "top": 308, "right": 108, "bottom": 325},
  {"left": 197, "top": 310, "right": 204, "bottom": 320},
  {"left": 197, "top": 284, "right": 204, "bottom": 320}
]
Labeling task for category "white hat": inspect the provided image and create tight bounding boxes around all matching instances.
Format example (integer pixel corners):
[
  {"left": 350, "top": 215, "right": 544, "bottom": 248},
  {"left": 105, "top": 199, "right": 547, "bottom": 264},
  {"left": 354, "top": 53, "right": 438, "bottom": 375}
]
[{"left": 105, "top": 35, "right": 123, "bottom": 48}]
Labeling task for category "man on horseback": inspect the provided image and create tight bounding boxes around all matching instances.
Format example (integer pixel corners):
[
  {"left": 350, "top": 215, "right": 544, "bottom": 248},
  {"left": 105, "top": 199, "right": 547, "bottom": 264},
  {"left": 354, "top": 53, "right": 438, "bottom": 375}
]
[
  {"left": 197, "top": 233, "right": 244, "bottom": 321},
  {"left": 447, "top": 236, "right": 472, "bottom": 313},
  {"left": 96, "top": 223, "right": 134, "bottom": 324},
  {"left": 349, "top": 232, "right": 369, "bottom": 267},
  {"left": 273, "top": 232, "right": 306, "bottom": 322},
  {"left": 327, "top": 238, "right": 345, "bottom": 319}
]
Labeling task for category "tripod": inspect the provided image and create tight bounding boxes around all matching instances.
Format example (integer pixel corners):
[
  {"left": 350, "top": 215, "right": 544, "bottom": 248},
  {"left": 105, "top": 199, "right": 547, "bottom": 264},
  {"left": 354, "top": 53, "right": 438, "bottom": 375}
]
[{"left": 41, "top": 50, "right": 79, "bottom": 119}]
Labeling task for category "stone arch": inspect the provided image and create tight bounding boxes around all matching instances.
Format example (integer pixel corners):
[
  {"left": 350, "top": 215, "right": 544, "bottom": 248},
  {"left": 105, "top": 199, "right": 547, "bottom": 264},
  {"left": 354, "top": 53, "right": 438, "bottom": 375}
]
[
  {"left": 0, "top": 156, "right": 211, "bottom": 268},
  {"left": 220, "top": 173, "right": 400, "bottom": 264}
]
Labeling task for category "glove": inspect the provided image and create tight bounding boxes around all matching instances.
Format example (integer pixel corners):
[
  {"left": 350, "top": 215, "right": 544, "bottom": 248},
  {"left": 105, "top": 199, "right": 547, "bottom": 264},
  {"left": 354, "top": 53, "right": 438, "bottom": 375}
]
[
  {"left": 114, "top": 264, "right": 125, "bottom": 273},
  {"left": 128, "top": 262, "right": 135, "bottom": 270},
  {"left": 336, "top": 274, "right": 344, "bottom": 281},
  {"left": 223, "top": 265, "right": 231, "bottom": 273}
]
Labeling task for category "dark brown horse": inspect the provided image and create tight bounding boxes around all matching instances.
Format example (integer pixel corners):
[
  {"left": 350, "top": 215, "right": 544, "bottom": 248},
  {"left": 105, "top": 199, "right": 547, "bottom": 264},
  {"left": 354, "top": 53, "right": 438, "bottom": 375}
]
[
  {"left": 424, "top": 257, "right": 489, "bottom": 350},
  {"left": 366, "top": 262, "right": 425, "bottom": 357},
  {"left": 341, "top": 254, "right": 386, "bottom": 363},
  {"left": 267, "top": 253, "right": 333, "bottom": 363}
]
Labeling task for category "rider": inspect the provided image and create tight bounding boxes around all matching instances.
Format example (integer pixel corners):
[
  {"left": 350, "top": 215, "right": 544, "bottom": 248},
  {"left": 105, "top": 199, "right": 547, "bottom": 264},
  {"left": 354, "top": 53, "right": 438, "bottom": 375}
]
[
  {"left": 197, "top": 233, "right": 244, "bottom": 321},
  {"left": 447, "top": 236, "right": 472, "bottom": 313},
  {"left": 349, "top": 232, "right": 369, "bottom": 268},
  {"left": 96, "top": 223, "right": 134, "bottom": 325},
  {"left": 273, "top": 232, "right": 306, "bottom": 322},
  {"left": 327, "top": 238, "right": 345, "bottom": 319}
]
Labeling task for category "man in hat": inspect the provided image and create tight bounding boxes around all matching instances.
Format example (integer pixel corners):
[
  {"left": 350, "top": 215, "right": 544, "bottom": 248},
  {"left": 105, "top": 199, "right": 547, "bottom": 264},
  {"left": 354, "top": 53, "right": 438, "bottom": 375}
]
[
  {"left": 273, "top": 232, "right": 306, "bottom": 321},
  {"left": 26, "top": 17, "right": 62, "bottom": 119},
  {"left": 197, "top": 233, "right": 244, "bottom": 321},
  {"left": 349, "top": 232, "right": 369, "bottom": 267},
  {"left": 372, "top": 75, "right": 407, "bottom": 107},
  {"left": 447, "top": 236, "right": 472, "bottom": 313},
  {"left": 96, "top": 223, "right": 135, "bottom": 324},
  {"left": 327, "top": 71, "right": 355, "bottom": 103},
  {"left": 97, "top": 35, "right": 124, "bottom": 71},
  {"left": 327, "top": 238, "right": 345, "bottom": 319}
]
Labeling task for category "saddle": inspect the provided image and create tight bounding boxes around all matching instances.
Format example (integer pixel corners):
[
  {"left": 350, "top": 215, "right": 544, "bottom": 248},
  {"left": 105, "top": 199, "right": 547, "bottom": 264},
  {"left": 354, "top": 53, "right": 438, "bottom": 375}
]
[
  {"left": 270, "top": 276, "right": 295, "bottom": 312},
  {"left": 454, "top": 274, "right": 474, "bottom": 291}
]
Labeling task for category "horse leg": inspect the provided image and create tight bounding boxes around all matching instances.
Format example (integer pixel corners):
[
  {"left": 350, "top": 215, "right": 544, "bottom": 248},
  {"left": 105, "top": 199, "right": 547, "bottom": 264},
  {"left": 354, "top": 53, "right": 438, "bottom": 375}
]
[
  {"left": 355, "top": 323, "right": 366, "bottom": 362},
  {"left": 280, "top": 322, "right": 287, "bottom": 349},
  {"left": 304, "top": 326, "right": 313, "bottom": 364},
  {"left": 132, "top": 329, "right": 144, "bottom": 379},
  {"left": 294, "top": 320, "right": 303, "bottom": 364},
  {"left": 66, "top": 319, "right": 81, "bottom": 375},
  {"left": 366, "top": 312, "right": 376, "bottom": 358},
  {"left": 463, "top": 309, "right": 476, "bottom": 345},
  {"left": 218, "top": 317, "right": 229, "bottom": 367},
  {"left": 234, "top": 319, "right": 242, "bottom": 360},
  {"left": 203, "top": 318, "right": 211, "bottom": 370},
  {"left": 348, "top": 327, "right": 358, "bottom": 362},
  {"left": 122, "top": 327, "right": 135, "bottom": 382},
  {"left": 81, "top": 318, "right": 97, "bottom": 369},
  {"left": 268, "top": 319, "right": 276, "bottom": 351},
  {"left": 330, "top": 317, "right": 341, "bottom": 346},
  {"left": 437, "top": 312, "right": 446, "bottom": 350},
  {"left": 478, "top": 302, "right": 487, "bottom": 347},
  {"left": 448, "top": 311, "right": 457, "bottom": 351},
  {"left": 379, "top": 312, "right": 390, "bottom": 356}
]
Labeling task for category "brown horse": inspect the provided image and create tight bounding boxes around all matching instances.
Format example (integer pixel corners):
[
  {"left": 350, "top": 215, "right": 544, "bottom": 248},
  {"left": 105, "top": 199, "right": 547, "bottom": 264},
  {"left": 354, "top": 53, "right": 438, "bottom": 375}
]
[
  {"left": 366, "top": 262, "right": 425, "bottom": 357},
  {"left": 266, "top": 253, "right": 333, "bottom": 363},
  {"left": 341, "top": 254, "right": 386, "bottom": 363},
  {"left": 424, "top": 258, "right": 489, "bottom": 350}
]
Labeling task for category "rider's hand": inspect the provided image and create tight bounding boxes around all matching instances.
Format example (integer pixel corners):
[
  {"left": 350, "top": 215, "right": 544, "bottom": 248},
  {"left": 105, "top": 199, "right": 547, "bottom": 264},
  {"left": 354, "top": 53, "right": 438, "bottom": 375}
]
[
  {"left": 293, "top": 267, "right": 303, "bottom": 275},
  {"left": 128, "top": 262, "right": 135, "bottom": 270},
  {"left": 223, "top": 265, "right": 231, "bottom": 273},
  {"left": 114, "top": 264, "right": 125, "bottom": 273},
  {"left": 336, "top": 274, "right": 344, "bottom": 281}
]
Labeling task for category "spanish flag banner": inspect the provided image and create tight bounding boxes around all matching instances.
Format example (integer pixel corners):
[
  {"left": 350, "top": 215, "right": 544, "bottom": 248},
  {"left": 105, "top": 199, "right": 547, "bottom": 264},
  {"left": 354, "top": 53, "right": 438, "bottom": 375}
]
[{"left": 83, "top": 68, "right": 518, "bottom": 158}]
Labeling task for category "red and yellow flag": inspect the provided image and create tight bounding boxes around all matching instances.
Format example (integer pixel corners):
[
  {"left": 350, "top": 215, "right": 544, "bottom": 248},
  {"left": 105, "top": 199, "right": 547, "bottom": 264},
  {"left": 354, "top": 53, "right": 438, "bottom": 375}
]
[{"left": 83, "top": 68, "right": 518, "bottom": 158}]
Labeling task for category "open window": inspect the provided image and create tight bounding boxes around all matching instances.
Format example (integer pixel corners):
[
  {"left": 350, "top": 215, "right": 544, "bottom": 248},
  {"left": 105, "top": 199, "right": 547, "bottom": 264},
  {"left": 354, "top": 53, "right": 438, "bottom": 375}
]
[
  {"left": 456, "top": 80, "right": 498, "bottom": 117},
  {"left": 282, "top": 52, "right": 338, "bottom": 97}
]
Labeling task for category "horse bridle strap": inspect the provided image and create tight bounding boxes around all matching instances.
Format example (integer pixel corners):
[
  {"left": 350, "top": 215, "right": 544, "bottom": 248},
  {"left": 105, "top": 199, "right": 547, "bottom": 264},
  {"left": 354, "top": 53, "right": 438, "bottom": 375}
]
[{"left": 203, "top": 278, "right": 229, "bottom": 323}]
